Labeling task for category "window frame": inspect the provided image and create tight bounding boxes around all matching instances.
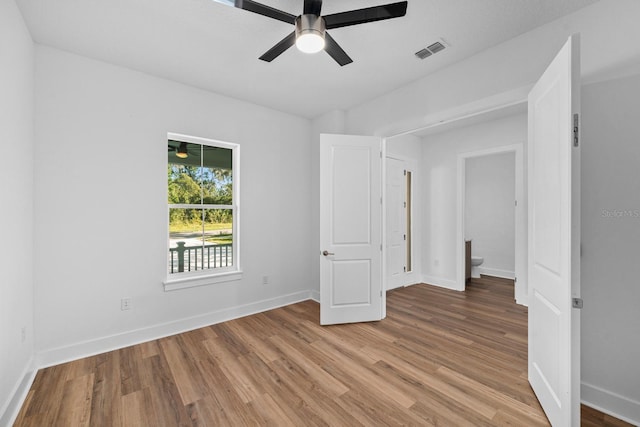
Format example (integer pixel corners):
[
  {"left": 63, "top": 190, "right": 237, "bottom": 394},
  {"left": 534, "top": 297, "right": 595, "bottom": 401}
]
[{"left": 163, "top": 132, "right": 241, "bottom": 291}]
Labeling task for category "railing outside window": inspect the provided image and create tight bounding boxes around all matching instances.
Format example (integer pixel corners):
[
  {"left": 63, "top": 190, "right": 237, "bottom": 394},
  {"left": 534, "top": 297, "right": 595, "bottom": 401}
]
[{"left": 169, "top": 242, "right": 233, "bottom": 273}]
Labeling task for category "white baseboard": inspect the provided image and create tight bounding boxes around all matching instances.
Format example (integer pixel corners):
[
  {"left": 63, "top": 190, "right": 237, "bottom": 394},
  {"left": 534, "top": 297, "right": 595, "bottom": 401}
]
[
  {"left": 310, "top": 289, "right": 320, "bottom": 302},
  {"left": 0, "top": 358, "right": 37, "bottom": 427},
  {"left": 422, "top": 275, "right": 462, "bottom": 291},
  {"left": 582, "top": 381, "right": 640, "bottom": 426},
  {"left": 515, "top": 294, "right": 529, "bottom": 307},
  {"left": 478, "top": 267, "right": 515, "bottom": 280},
  {"left": 386, "top": 282, "right": 421, "bottom": 292},
  {"left": 386, "top": 282, "right": 405, "bottom": 291},
  {"left": 36, "top": 290, "right": 314, "bottom": 369}
]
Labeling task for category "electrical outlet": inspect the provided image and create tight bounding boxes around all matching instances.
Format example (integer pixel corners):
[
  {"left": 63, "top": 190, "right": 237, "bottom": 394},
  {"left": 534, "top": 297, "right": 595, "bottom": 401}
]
[
  {"left": 262, "top": 275, "right": 269, "bottom": 285},
  {"left": 21, "top": 327, "right": 26, "bottom": 343},
  {"left": 121, "top": 297, "right": 132, "bottom": 311}
]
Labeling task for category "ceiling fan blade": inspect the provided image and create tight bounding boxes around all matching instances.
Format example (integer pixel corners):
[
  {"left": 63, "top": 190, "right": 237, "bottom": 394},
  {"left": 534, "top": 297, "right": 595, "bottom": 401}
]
[
  {"left": 324, "top": 1, "right": 408, "bottom": 29},
  {"left": 235, "top": 0, "right": 296, "bottom": 24},
  {"left": 259, "top": 31, "right": 296, "bottom": 62},
  {"left": 303, "top": 0, "right": 323, "bottom": 16},
  {"left": 324, "top": 32, "right": 353, "bottom": 66}
]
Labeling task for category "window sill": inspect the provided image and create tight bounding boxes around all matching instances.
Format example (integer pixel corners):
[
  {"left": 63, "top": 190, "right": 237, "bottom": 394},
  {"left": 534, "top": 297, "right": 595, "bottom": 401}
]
[{"left": 163, "top": 270, "right": 243, "bottom": 291}]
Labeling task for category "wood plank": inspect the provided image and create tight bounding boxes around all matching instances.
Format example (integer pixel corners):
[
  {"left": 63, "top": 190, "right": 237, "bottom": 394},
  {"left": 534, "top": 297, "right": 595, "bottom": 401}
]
[
  {"left": 55, "top": 374, "right": 94, "bottom": 427},
  {"left": 159, "top": 336, "right": 211, "bottom": 405},
  {"left": 143, "top": 354, "right": 193, "bottom": 426},
  {"left": 268, "top": 335, "right": 350, "bottom": 397},
  {"left": 121, "top": 388, "right": 155, "bottom": 427}
]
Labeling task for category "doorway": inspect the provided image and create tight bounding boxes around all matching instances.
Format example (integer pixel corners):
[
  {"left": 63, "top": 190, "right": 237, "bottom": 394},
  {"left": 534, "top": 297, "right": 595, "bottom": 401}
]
[
  {"left": 385, "top": 156, "right": 414, "bottom": 290},
  {"left": 457, "top": 144, "right": 526, "bottom": 305}
]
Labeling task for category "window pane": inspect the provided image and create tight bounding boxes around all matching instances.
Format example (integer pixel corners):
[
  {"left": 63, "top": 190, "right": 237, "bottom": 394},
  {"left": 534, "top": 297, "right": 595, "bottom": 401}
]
[
  {"left": 168, "top": 208, "right": 233, "bottom": 274},
  {"left": 203, "top": 209, "right": 233, "bottom": 269},
  {"left": 202, "top": 145, "right": 233, "bottom": 205},
  {"left": 169, "top": 208, "right": 203, "bottom": 274},
  {"left": 168, "top": 141, "right": 203, "bottom": 204}
]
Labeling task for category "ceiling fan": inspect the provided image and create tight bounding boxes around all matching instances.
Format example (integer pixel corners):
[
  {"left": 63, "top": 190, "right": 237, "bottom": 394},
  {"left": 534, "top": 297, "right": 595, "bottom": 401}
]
[
  {"left": 168, "top": 141, "right": 197, "bottom": 159},
  {"left": 229, "top": 0, "right": 408, "bottom": 66}
]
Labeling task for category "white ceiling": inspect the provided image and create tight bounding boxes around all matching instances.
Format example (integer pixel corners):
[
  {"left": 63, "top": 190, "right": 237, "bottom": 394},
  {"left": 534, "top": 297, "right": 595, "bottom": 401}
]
[{"left": 17, "top": 0, "right": 599, "bottom": 118}]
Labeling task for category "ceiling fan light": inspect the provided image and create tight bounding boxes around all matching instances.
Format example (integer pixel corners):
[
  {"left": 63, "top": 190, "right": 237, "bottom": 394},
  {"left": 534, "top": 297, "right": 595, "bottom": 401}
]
[
  {"left": 176, "top": 142, "right": 188, "bottom": 159},
  {"left": 296, "top": 33, "right": 325, "bottom": 53},
  {"left": 295, "top": 14, "right": 326, "bottom": 54}
]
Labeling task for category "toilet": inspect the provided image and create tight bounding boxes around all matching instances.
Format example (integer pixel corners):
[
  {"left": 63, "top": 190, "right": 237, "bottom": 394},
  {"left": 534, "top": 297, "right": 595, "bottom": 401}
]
[{"left": 471, "top": 256, "right": 484, "bottom": 278}]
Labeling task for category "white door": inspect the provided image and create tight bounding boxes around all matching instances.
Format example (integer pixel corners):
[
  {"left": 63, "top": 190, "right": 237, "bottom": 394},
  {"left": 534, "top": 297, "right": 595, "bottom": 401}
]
[
  {"left": 528, "top": 34, "right": 581, "bottom": 426},
  {"left": 320, "top": 134, "right": 384, "bottom": 325},
  {"left": 386, "top": 157, "right": 405, "bottom": 290}
]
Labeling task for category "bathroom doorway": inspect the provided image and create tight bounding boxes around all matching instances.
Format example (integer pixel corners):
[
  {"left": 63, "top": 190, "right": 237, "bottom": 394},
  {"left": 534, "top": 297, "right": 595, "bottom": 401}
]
[{"left": 457, "top": 144, "right": 527, "bottom": 305}]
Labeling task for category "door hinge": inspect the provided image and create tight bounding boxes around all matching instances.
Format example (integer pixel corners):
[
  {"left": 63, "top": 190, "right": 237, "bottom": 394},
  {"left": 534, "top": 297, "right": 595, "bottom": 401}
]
[
  {"left": 573, "top": 113, "right": 579, "bottom": 147},
  {"left": 514, "top": 277, "right": 517, "bottom": 283},
  {"left": 404, "top": 201, "right": 407, "bottom": 208},
  {"left": 572, "top": 297, "right": 583, "bottom": 309},
  {"left": 515, "top": 200, "right": 518, "bottom": 207},
  {"left": 404, "top": 169, "right": 407, "bottom": 176},
  {"left": 380, "top": 290, "right": 383, "bottom": 297},
  {"left": 403, "top": 234, "right": 406, "bottom": 241},
  {"left": 380, "top": 244, "right": 383, "bottom": 251},
  {"left": 403, "top": 266, "right": 406, "bottom": 272}
]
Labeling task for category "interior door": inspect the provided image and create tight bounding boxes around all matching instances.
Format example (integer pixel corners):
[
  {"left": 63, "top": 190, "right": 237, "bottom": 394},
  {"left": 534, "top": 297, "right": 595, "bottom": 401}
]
[
  {"left": 320, "top": 134, "right": 384, "bottom": 325},
  {"left": 386, "top": 157, "right": 405, "bottom": 290},
  {"left": 528, "top": 34, "right": 581, "bottom": 426}
]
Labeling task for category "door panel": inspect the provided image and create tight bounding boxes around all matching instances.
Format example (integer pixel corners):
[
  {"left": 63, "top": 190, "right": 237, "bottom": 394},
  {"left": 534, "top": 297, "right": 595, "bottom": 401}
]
[
  {"left": 320, "top": 134, "right": 383, "bottom": 325},
  {"left": 528, "top": 34, "right": 581, "bottom": 426},
  {"left": 332, "top": 146, "right": 372, "bottom": 244},
  {"left": 331, "top": 260, "right": 371, "bottom": 305}
]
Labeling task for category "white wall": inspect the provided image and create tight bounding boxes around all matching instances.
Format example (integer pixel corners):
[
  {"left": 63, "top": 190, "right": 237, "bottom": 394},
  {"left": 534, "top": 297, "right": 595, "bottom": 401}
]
[
  {"left": 0, "top": 0, "right": 35, "bottom": 424},
  {"left": 33, "top": 46, "right": 313, "bottom": 365},
  {"left": 580, "top": 73, "right": 640, "bottom": 424},
  {"left": 420, "top": 114, "right": 526, "bottom": 289},
  {"left": 387, "top": 134, "right": 422, "bottom": 160},
  {"left": 465, "top": 152, "right": 516, "bottom": 278}
]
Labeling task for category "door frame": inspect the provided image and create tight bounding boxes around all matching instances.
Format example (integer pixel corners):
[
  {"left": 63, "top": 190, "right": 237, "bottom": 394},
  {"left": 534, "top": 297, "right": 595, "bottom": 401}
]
[
  {"left": 456, "top": 143, "right": 527, "bottom": 304},
  {"left": 384, "top": 154, "right": 418, "bottom": 291}
]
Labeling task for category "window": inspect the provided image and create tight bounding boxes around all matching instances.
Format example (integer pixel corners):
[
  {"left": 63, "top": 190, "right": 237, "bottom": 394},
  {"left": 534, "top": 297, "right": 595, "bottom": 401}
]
[{"left": 165, "top": 133, "right": 240, "bottom": 290}]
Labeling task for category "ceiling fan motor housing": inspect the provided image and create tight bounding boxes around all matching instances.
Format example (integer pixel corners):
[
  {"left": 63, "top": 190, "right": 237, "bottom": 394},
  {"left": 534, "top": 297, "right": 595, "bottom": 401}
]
[{"left": 295, "top": 14, "right": 326, "bottom": 53}]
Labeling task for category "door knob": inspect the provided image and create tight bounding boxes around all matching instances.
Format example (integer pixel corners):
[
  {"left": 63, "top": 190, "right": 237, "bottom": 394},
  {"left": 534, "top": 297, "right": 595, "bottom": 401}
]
[{"left": 322, "top": 250, "right": 335, "bottom": 256}]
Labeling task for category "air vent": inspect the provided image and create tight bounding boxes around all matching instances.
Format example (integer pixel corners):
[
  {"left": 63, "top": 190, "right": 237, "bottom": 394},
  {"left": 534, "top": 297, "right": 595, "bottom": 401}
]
[
  {"left": 415, "top": 48, "right": 432, "bottom": 60},
  {"left": 427, "top": 41, "right": 445, "bottom": 54},
  {"left": 415, "top": 39, "right": 448, "bottom": 60}
]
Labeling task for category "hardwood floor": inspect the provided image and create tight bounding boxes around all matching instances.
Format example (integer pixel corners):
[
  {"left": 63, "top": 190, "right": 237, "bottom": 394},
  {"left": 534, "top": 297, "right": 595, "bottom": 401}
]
[{"left": 13, "top": 276, "right": 631, "bottom": 426}]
